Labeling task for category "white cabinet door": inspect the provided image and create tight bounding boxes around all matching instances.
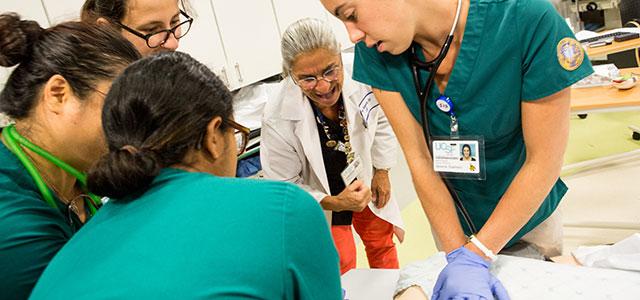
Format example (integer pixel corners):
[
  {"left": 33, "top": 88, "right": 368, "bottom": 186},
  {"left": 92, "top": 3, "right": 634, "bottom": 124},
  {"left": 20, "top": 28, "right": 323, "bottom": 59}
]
[
  {"left": 178, "top": 1, "right": 230, "bottom": 87},
  {"left": 271, "top": 0, "right": 327, "bottom": 35},
  {"left": 210, "top": 0, "right": 282, "bottom": 90},
  {"left": 0, "top": 0, "right": 50, "bottom": 90},
  {"left": 41, "top": 0, "right": 85, "bottom": 24},
  {"left": 1, "top": 0, "right": 49, "bottom": 26}
]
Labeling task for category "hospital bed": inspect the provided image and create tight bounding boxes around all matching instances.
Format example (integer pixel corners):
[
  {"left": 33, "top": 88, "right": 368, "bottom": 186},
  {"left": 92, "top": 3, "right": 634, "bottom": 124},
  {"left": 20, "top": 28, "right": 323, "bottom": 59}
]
[{"left": 342, "top": 252, "right": 640, "bottom": 300}]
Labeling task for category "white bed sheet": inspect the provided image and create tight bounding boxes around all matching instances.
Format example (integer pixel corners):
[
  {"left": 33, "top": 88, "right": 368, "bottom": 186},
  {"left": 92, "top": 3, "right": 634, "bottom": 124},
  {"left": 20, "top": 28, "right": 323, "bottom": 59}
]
[{"left": 397, "top": 253, "right": 640, "bottom": 299}]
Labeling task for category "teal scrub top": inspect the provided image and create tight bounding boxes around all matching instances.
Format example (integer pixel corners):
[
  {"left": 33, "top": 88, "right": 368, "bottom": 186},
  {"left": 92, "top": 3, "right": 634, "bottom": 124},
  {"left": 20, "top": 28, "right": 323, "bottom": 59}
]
[
  {"left": 0, "top": 138, "right": 81, "bottom": 300},
  {"left": 353, "top": 0, "right": 593, "bottom": 245},
  {"left": 31, "top": 168, "right": 341, "bottom": 300}
]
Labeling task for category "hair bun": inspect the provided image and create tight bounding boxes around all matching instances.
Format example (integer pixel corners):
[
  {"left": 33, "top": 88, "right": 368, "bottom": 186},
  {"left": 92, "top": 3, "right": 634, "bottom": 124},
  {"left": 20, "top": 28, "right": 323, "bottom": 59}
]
[
  {"left": 87, "top": 147, "right": 162, "bottom": 199},
  {"left": 0, "top": 13, "right": 44, "bottom": 67}
]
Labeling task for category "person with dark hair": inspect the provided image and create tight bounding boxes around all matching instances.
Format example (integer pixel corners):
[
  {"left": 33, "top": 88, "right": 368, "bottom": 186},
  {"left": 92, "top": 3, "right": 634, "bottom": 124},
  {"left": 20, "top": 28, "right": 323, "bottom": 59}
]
[
  {"left": 0, "top": 13, "right": 140, "bottom": 299},
  {"left": 81, "top": 0, "right": 193, "bottom": 56},
  {"left": 320, "top": 0, "right": 593, "bottom": 298},
  {"left": 30, "top": 52, "right": 342, "bottom": 299},
  {"left": 459, "top": 144, "right": 475, "bottom": 162}
]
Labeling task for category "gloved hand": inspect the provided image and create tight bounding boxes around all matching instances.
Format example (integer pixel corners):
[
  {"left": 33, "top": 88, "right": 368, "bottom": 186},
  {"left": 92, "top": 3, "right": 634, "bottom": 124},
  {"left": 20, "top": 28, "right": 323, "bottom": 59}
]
[{"left": 432, "top": 246, "right": 510, "bottom": 300}]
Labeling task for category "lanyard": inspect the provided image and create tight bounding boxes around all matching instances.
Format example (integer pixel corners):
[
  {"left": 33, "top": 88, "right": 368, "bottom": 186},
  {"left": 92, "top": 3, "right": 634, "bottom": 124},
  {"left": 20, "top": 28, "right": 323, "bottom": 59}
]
[
  {"left": 408, "top": 0, "right": 477, "bottom": 234},
  {"left": 310, "top": 98, "right": 356, "bottom": 164},
  {"left": 3, "top": 125, "right": 102, "bottom": 216},
  {"left": 411, "top": 0, "right": 462, "bottom": 138}
]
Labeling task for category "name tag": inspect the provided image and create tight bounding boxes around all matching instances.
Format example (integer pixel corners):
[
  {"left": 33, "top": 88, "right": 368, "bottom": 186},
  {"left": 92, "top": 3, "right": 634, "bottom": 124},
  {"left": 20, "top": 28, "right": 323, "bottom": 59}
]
[
  {"left": 358, "top": 92, "right": 379, "bottom": 128},
  {"left": 341, "top": 155, "right": 364, "bottom": 186}
]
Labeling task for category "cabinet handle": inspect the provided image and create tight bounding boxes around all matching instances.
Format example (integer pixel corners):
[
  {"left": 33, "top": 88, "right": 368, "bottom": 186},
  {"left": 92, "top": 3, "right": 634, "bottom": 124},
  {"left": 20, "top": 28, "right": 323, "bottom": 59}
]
[
  {"left": 220, "top": 67, "right": 230, "bottom": 87},
  {"left": 235, "top": 63, "right": 243, "bottom": 83}
]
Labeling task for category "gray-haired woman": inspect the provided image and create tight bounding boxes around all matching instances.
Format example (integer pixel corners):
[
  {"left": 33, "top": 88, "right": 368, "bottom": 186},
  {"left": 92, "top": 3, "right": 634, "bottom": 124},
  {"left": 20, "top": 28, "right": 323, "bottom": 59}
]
[{"left": 261, "top": 18, "right": 405, "bottom": 274}]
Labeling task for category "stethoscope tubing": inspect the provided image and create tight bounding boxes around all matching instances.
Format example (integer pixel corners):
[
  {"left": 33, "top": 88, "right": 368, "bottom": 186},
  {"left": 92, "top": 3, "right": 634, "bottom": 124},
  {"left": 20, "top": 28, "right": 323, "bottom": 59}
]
[
  {"left": 3, "top": 125, "right": 100, "bottom": 215},
  {"left": 410, "top": 0, "right": 478, "bottom": 234}
]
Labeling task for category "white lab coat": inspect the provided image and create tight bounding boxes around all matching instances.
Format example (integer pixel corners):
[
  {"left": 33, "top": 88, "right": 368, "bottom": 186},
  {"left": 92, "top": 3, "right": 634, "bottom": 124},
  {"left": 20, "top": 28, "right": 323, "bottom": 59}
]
[{"left": 260, "top": 58, "right": 404, "bottom": 241}]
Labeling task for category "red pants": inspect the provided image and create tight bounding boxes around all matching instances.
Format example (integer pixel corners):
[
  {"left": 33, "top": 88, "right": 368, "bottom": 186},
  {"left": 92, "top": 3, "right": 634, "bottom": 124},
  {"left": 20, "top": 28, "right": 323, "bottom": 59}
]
[{"left": 331, "top": 206, "right": 398, "bottom": 274}]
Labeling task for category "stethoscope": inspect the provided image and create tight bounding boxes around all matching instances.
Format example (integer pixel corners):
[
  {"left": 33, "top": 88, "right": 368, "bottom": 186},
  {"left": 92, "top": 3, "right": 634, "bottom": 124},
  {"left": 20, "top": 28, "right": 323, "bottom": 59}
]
[
  {"left": 2, "top": 124, "right": 102, "bottom": 217},
  {"left": 410, "top": 0, "right": 477, "bottom": 234}
]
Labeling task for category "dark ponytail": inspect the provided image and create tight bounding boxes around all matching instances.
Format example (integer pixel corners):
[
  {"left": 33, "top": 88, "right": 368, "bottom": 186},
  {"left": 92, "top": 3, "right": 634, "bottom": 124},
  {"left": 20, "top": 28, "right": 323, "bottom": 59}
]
[
  {"left": 0, "top": 13, "right": 140, "bottom": 119},
  {"left": 87, "top": 51, "right": 233, "bottom": 199}
]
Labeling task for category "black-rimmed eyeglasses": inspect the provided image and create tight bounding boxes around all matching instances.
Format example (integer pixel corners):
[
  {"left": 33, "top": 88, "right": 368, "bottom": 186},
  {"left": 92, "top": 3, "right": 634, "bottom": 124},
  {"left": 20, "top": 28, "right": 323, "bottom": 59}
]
[{"left": 117, "top": 10, "right": 193, "bottom": 49}]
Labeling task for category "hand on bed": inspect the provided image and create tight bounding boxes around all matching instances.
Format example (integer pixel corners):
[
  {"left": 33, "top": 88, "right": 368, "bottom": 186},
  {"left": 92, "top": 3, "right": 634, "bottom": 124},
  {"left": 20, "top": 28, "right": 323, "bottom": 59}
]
[{"left": 432, "top": 246, "right": 510, "bottom": 300}]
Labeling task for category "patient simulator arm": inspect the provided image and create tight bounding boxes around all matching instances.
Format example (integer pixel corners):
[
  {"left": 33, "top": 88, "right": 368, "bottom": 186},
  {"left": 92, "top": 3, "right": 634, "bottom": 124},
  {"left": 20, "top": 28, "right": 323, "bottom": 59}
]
[{"left": 477, "top": 88, "right": 571, "bottom": 254}]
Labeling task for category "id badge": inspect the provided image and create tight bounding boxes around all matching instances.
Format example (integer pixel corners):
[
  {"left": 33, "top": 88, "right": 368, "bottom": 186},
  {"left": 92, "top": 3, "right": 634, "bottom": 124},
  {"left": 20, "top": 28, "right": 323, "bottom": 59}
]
[
  {"left": 432, "top": 136, "right": 486, "bottom": 180},
  {"left": 341, "top": 155, "right": 364, "bottom": 186}
]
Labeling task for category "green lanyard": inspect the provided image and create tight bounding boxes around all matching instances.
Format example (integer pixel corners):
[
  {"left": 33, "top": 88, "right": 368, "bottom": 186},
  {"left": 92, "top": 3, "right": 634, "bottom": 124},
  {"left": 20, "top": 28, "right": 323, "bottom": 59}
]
[{"left": 3, "top": 125, "right": 102, "bottom": 216}]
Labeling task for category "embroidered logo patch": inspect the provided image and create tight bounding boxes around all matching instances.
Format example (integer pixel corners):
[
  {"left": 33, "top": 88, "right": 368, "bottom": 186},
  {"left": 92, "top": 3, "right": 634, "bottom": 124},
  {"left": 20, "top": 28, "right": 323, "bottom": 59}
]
[{"left": 557, "top": 38, "right": 584, "bottom": 71}]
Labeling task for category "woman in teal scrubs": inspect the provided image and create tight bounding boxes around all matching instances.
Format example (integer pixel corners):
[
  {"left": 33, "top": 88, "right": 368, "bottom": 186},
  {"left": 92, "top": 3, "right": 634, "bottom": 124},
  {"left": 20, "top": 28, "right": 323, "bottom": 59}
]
[
  {"left": 320, "top": 0, "right": 593, "bottom": 298},
  {"left": 0, "top": 14, "right": 139, "bottom": 299},
  {"left": 31, "top": 52, "right": 341, "bottom": 300}
]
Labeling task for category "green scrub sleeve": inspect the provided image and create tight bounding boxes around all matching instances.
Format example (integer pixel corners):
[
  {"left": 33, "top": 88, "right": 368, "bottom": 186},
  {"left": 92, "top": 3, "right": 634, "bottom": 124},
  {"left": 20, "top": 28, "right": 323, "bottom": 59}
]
[
  {"left": 518, "top": 0, "right": 593, "bottom": 101},
  {"left": 283, "top": 184, "right": 342, "bottom": 300}
]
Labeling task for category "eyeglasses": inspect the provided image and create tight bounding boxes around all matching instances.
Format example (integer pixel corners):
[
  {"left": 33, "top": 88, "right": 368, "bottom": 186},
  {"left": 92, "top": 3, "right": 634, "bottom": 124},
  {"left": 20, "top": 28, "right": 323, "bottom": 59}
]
[
  {"left": 293, "top": 64, "right": 342, "bottom": 91},
  {"left": 116, "top": 10, "right": 193, "bottom": 49},
  {"left": 225, "top": 119, "right": 250, "bottom": 156}
]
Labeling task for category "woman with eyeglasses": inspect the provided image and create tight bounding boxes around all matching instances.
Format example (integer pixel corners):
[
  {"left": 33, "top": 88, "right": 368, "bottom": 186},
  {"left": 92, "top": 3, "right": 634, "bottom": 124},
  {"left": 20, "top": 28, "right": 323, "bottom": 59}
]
[
  {"left": 30, "top": 52, "right": 342, "bottom": 299},
  {"left": 0, "top": 13, "right": 140, "bottom": 299},
  {"left": 261, "top": 18, "right": 404, "bottom": 274},
  {"left": 81, "top": 0, "right": 193, "bottom": 56}
]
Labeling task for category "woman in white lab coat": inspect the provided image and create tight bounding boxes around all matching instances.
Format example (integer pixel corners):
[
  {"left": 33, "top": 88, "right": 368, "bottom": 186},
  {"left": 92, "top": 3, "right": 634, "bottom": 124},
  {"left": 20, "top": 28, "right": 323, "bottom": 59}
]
[{"left": 261, "top": 18, "right": 404, "bottom": 274}]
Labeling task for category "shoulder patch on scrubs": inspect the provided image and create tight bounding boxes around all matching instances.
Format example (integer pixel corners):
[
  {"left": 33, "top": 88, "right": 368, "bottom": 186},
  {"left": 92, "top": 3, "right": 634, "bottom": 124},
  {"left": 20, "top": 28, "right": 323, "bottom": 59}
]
[{"left": 556, "top": 38, "right": 584, "bottom": 71}]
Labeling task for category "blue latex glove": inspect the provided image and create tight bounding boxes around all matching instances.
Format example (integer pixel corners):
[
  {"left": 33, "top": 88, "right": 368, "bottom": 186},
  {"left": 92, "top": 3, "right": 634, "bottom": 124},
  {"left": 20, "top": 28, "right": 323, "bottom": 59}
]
[{"left": 432, "top": 246, "right": 510, "bottom": 300}]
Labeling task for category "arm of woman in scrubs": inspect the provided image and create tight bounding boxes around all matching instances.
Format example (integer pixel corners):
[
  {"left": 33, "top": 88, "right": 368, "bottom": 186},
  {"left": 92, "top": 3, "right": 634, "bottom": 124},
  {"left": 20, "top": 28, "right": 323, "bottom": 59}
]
[
  {"left": 373, "top": 87, "right": 571, "bottom": 255},
  {"left": 475, "top": 88, "right": 570, "bottom": 254},
  {"left": 372, "top": 88, "right": 468, "bottom": 252}
]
